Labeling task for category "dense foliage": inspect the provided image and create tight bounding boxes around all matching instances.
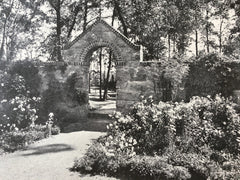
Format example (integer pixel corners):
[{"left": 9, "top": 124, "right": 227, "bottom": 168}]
[
  {"left": 185, "top": 53, "right": 240, "bottom": 100},
  {"left": 148, "top": 56, "right": 189, "bottom": 101},
  {"left": 72, "top": 95, "right": 240, "bottom": 179},
  {"left": 0, "top": 62, "right": 60, "bottom": 153},
  {"left": 1, "top": 0, "right": 240, "bottom": 61}
]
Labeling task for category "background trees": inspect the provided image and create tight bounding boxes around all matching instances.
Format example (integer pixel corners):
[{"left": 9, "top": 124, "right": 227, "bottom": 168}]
[
  {"left": 0, "top": 0, "right": 44, "bottom": 61},
  {"left": 0, "top": 0, "right": 239, "bottom": 61}
]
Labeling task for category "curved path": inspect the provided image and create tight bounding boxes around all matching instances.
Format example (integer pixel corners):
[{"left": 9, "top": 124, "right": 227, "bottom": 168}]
[{"left": 0, "top": 131, "right": 118, "bottom": 180}]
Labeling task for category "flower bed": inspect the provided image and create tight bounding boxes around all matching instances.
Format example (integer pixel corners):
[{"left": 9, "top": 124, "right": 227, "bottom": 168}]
[{"left": 72, "top": 95, "right": 240, "bottom": 179}]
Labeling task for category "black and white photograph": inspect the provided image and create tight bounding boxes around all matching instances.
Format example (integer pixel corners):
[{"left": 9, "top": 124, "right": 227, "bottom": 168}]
[{"left": 0, "top": 0, "right": 240, "bottom": 179}]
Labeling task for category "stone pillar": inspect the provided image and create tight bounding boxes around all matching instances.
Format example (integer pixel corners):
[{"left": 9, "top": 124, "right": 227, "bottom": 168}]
[{"left": 74, "top": 65, "right": 90, "bottom": 118}]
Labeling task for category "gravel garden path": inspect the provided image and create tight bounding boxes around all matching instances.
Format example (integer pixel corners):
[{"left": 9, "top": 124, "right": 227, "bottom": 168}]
[{"left": 0, "top": 131, "right": 118, "bottom": 180}]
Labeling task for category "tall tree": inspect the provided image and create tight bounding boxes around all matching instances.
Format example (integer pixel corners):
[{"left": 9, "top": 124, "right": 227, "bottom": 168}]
[
  {"left": 224, "top": 0, "right": 240, "bottom": 56},
  {"left": 47, "top": 0, "right": 65, "bottom": 61},
  {"left": 0, "top": 0, "right": 44, "bottom": 61},
  {"left": 212, "top": 0, "right": 231, "bottom": 53},
  {"left": 44, "top": 0, "right": 99, "bottom": 61},
  {"left": 103, "top": 7, "right": 115, "bottom": 100}
]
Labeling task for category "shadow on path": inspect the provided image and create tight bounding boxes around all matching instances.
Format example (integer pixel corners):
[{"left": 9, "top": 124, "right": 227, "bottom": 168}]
[{"left": 22, "top": 144, "right": 74, "bottom": 156}]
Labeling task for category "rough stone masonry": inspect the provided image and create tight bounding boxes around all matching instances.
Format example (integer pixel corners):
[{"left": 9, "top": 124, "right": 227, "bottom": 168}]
[{"left": 62, "top": 19, "right": 156, "bottom": 117}]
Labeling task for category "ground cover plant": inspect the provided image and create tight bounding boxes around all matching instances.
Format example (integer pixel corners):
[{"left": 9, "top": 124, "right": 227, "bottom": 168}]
[{"left": 72, "top": 95, "right": 240, "bottom": 180}]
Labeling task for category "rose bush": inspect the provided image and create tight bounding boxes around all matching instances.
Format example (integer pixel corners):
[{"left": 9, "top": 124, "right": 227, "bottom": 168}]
[
  {"left": 0, "top": 66, "right": 60, "bottom": 153},
  {"left": 72, "top": 95, "right": 240, "bottom": 179}
]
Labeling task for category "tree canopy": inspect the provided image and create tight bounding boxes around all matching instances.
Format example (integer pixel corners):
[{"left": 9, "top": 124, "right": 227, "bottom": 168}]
[{"left": 0, "top": 0, "right": 240, "bottom": 61}]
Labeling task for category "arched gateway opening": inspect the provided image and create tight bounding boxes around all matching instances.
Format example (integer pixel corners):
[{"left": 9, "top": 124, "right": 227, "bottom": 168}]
[
  {"left": 63, "top": 19, "right": 143, "bottom": 118},
  {"left": 88, "top": 47, "right": 117, "bottom": 114}
]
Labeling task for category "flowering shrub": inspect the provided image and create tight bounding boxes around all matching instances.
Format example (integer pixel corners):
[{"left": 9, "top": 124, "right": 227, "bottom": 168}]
[
  {"left": 175, "top": 95, "right": 240, "bottom": 155},
  {"left": 0, "top": 128, "right": 45, "bottom": 152},
  {"left": 0, "top": 67, "right": 60, "bottom": 153},
  {"left": 106, "top": 96, "right": 175, "bottom": 155},
  {"left": 104, "top": 95, "right": 240, "bottom": 155},
  {"left": 0, "top": 69, "right": 41, "bottom": 130},
  {"left": 0, "top": 96, "right": 41, "bottom": 130},
  {"left": 73, "top": 95, "right": 240, "bottom": 179}
]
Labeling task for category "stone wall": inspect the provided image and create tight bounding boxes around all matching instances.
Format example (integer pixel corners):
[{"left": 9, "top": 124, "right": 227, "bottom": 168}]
[
  {"left": 63, "top": 20, "right": 144, "bottom": 114},
  {"left": 47, "top": 19, "right": 186, "bottom": 124}
]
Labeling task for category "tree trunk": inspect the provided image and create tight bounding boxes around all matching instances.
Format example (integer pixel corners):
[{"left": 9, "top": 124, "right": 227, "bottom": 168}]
[
  {"left": 195, "top": 30, "right": 198, "bottom": 56},
  {"left": 173, "top": 34, "right": 176, "bottom": 53},
  {"left": 206, "top": 9, "right": 210, "bottom": 53},
  {"left": 103, "top": 52, "right": 112, "bottom": 100},
  {"left": 99, "top": 48, "right": 102, "bottom": 100},
  {"left": 168, "top": 34, "right": 171, "bottom": 58},
  {"left": 89, "top": 71, "right": 91, "bottom": 93},
  {"left": 0, "top": 2, "right": 14, "bottom": 61},
  {"left": 0, "top": 21, "right": 7, "bottom": 61},
  {"left": 103, "top": 8, "right": 115, "bottom": 100},
  {"left": 83, "top": 0, "right": 88, "bottom": 31},
  {"left": 56, "top": 0, "right": 62, "bottom": 61},
  {"left": 67, "top": 5, "right": 80, "bottom": 38},
  {"left": 195, "top": 12, "right": 198, "bottom": 56},
  {"left": 219, "top": 18, "right": 223, "bottom": 53},
  {"left": 114, "top": 0, "right": 128, "bottom": 37}
]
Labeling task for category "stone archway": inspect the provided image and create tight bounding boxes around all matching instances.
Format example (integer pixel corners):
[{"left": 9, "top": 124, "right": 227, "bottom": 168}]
[{"left": 63, "top": 19, "right": 153, "bottom": 117}]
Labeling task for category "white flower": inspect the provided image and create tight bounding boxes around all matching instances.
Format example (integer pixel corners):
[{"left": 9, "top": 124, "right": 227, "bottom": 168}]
[
  {"left": 13, "top": 108, "right": 18, "bottom": 111},
  {"left": 133, "top": 139, "right": 137, "bottom": 145},
  {"left": 119, "top": 142, "right": 124, "bottom": 149},
  {"left": 48, "top": 112, "right": 54, "bottom": 117},
  {"left": 1, "top": 83, "right": 4, "bottom": 87},
  {"left": 115, "top": 112, "right": 121, "bottom": 118},
  {"left": 1, "top": 99, "right": 7, "bottom": 103},
  {"left": 32, "top": 97, "right": 36, "bottom": 100}
]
